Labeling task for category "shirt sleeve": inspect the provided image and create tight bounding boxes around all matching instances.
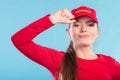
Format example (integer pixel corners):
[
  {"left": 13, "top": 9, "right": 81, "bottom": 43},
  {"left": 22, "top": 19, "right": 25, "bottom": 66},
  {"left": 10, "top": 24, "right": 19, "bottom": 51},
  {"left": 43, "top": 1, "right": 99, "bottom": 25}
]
[
  {"left": 114, "top": 59, "right": 120, "bottom": 80},
  {"left": 108, "top": 56, "right": 120, "bottom": 80},
  {"left": 11, "top": 14, "right": 64, "bottom": 73}
]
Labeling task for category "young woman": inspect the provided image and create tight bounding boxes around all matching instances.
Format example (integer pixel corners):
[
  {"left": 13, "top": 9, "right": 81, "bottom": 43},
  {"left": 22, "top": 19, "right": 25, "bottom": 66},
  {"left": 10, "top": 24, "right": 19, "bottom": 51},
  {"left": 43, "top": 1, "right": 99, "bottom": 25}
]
[{"left": 11, "top": 6, "right": 120, "bottom": 80}]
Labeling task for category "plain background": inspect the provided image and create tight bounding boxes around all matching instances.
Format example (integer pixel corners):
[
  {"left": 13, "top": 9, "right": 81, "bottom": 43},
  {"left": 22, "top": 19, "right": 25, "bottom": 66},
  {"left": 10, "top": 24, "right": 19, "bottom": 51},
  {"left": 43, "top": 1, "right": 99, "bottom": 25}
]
[{"left": 0, "top": 0, "right": 120, "bottom": 80}]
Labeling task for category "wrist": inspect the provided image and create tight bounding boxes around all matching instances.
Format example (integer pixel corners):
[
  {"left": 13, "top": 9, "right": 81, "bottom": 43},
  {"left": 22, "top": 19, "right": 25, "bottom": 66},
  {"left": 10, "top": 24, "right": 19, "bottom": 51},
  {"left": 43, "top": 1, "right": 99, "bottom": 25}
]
[{"left": 49, "top": 14, "right": 58, "bottom": 24}]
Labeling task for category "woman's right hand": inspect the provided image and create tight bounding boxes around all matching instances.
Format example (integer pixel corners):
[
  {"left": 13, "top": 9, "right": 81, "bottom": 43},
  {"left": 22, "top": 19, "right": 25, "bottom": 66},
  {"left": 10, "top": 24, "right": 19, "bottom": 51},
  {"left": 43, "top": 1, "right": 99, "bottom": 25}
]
[{"left": 49, "top": 9, "right": 76, "bottom": 24}]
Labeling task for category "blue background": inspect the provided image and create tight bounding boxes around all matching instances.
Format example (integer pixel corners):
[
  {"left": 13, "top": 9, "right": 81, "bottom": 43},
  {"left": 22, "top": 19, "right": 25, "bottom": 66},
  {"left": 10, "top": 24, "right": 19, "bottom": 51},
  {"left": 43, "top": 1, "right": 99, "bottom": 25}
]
[{"left": 0, "top": 0, "right": 120, "bottom": 80}]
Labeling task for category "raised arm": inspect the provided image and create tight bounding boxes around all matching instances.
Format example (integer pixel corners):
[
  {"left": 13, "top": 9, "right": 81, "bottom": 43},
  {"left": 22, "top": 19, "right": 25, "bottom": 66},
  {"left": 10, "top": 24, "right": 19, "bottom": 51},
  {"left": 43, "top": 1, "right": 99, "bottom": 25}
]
[{"left": 11, "top": 9, "right": 75, "bottom": 74}]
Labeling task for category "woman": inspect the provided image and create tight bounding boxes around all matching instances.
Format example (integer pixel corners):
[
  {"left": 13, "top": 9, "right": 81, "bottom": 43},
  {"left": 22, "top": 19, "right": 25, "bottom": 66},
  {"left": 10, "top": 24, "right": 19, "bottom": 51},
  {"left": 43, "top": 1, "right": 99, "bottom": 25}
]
[{"left": 11, "top": 6, "right": 120, "bottom": 80}]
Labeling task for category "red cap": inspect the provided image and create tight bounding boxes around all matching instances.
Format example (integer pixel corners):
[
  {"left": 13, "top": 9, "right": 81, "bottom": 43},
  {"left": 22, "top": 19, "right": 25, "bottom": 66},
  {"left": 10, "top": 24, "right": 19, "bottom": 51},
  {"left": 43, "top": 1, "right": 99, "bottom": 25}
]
[{"left": 71, "top": 6, "right": 98, "bottom": 23}]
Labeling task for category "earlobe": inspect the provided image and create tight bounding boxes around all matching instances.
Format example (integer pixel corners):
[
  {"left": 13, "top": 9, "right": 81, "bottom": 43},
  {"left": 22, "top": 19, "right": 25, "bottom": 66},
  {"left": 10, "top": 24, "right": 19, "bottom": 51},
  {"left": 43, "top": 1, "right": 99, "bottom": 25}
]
[
  {"left": 97, "top": 30, "right": 99, "bottom": 37},
  {"left": 96, "top": 32, "right": 99, "bottom": 38}
]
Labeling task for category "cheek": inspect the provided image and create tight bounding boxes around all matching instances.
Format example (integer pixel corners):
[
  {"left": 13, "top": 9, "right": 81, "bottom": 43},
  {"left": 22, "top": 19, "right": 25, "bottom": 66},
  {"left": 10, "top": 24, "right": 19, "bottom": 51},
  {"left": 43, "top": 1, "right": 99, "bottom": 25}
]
[
  {"left": 69, "top": 28, "right": 78, "bottom": 39},
  {"left": 90, "top": 30, "right": 98, "bottom": 40}
]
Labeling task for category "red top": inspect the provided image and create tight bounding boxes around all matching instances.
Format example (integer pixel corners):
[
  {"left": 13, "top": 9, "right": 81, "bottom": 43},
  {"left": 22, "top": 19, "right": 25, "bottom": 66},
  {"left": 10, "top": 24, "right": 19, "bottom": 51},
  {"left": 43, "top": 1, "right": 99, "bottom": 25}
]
[{"left": 11, "top": 14, "right": 120, "bottom": 80}]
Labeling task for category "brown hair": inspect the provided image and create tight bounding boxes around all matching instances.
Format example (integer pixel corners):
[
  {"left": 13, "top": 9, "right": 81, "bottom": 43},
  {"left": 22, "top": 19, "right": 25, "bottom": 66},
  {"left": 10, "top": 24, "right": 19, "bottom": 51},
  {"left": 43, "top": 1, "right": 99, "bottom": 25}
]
[{"left": 59, "top": 41, "right": 77, "bottom": 80}]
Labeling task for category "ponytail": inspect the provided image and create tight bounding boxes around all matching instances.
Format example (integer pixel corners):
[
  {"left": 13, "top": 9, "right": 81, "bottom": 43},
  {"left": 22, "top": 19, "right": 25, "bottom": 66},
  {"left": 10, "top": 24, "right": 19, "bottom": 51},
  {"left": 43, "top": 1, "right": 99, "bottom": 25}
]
[{"left": 59, "top": 41, "right": 77, "bottom": 80}]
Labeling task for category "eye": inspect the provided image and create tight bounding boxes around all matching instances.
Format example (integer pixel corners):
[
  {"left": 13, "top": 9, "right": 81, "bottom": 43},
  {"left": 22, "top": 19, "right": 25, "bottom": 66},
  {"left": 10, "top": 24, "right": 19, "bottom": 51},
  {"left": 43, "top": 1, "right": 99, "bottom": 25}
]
[
  {"left": 88, "top": 23, "right": 95, "bottom": 27},
  {"left": 73, "top": 24, "right": 80, "bottom": 27},
  {"left": 72, "top": 22, "right": 81, "bottom": 27}
]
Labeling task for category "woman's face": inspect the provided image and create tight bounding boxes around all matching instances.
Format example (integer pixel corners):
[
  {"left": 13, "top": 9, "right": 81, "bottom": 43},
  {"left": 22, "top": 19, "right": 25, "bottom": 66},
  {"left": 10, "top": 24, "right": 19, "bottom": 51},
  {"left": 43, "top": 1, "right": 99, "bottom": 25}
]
[{"left": 67, "top": 16, "right": 99, "bottom": 47}]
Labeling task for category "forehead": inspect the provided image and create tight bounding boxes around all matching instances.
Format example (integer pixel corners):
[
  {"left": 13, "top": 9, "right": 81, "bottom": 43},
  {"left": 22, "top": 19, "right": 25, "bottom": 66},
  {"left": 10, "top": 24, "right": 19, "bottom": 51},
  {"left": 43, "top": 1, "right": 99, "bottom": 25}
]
[{"left": 76, "top": 16, "right": 94, "bottom": 22}]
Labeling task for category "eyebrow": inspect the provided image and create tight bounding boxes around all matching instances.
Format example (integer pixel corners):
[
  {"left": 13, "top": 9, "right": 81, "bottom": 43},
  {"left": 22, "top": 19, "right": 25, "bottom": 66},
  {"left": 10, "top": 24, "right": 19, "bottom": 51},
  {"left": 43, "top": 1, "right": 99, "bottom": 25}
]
[
  {"left": 86, "top": 20, "right": 95, "bottom": 23},
  {"left": 73, "top": 20, "right": 96, "bottom": 24}
]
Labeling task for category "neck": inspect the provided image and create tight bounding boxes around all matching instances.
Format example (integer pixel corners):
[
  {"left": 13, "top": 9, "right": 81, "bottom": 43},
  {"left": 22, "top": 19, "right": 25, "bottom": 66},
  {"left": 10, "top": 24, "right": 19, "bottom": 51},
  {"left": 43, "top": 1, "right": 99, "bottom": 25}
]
[{"left": 74, "top": 45, "right": 97, "bottom": 60}]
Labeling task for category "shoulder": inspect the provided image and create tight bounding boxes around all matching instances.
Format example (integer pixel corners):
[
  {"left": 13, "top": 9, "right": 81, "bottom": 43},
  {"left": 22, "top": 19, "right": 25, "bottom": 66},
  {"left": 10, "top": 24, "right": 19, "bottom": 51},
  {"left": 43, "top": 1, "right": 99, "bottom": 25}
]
[
  {"left": 97, "top": 53, "right": 120, "bottom": 66},
  {"left": 97, "top": 54, "right": 118, "bottom": 61},
  {"left": 97, "top": 54, "right": 120, "bottom": 78}
]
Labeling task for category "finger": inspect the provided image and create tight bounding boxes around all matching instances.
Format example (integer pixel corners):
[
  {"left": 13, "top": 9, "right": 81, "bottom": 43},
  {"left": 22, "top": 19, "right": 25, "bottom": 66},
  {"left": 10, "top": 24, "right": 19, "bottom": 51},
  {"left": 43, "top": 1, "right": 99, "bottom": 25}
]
[
  {"left": 63, "top": 19, "right": 76, "bottom": 24},
  {"left": 62, "top": 9, "right": 75, "bottom": 19},
  {"left": 67, "top": 15, "right": 75, "bottom": 20},
  {"left": 61, "top": 9, "right": 66, "bottom": 17}
]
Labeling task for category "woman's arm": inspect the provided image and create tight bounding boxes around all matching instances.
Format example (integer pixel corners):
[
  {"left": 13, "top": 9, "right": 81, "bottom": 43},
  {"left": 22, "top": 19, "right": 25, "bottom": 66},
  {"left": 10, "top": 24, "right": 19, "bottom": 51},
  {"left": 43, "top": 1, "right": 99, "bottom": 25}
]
[
  {"left": 11, "top": 9, "right": 75, "bottom": 73},
  {"left": 11, "top": 14, "right": 64, "bottom": 72}
]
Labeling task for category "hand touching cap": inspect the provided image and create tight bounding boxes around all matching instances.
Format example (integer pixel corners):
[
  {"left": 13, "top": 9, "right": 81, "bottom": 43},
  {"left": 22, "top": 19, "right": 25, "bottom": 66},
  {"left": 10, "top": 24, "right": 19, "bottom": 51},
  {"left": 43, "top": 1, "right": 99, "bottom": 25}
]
[{"left": 49, "top": 9, "right": 76, "bottom": 24}]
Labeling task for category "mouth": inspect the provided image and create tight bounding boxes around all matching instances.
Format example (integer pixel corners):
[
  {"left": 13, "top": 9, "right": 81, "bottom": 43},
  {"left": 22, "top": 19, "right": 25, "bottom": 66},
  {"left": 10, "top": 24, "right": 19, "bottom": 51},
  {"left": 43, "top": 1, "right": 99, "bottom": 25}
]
[{"left": 79, "top": 35, "right": 89, "bottom": 38}]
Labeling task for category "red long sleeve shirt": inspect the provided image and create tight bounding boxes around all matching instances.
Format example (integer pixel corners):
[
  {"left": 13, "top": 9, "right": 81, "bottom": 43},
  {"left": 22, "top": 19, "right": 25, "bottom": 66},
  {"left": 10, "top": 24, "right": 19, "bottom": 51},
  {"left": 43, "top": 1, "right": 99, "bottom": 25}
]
[{"left": 11, "top": 14, "right": 120, "bottom": 80}]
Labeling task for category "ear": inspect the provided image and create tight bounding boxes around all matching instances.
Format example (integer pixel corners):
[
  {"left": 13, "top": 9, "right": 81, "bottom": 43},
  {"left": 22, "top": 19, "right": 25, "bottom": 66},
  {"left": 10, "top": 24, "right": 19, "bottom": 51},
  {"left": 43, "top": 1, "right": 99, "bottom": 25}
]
[
  {"left": 96, "top": 27, "right": 100, "bottom": 38},
  {"left": 95, "top": 24, "right": 99, "bottom": 38},
  {"left": 66, "top": 28, "right": 71, "bottom": 38},
  {"left": 97, "top": 32, "right": 99, "bottom": 37}
]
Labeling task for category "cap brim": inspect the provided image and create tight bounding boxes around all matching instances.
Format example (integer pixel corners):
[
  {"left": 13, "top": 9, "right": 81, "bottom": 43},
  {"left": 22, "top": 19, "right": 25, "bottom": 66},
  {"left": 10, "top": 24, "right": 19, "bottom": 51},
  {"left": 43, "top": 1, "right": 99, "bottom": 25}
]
[{"left": 74, "top": 13, "right": 98, "bottom": 23}]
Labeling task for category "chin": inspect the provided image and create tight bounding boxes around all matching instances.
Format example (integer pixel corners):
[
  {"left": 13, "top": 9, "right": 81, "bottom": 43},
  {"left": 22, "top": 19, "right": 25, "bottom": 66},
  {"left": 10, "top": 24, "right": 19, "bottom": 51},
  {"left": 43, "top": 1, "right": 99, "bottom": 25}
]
[
  {"left": 80, "top": 44, "right": 91, "bottom": 47},
  {"left": 77, "top": 42, "right": 92, "bottom": 47}
]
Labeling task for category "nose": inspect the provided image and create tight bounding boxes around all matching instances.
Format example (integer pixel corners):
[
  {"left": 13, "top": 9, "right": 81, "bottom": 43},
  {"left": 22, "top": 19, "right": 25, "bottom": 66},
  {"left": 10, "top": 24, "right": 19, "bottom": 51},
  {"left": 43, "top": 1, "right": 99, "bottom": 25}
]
[{"left": 80, "top": 24, "right": 87, "bottom": 33}]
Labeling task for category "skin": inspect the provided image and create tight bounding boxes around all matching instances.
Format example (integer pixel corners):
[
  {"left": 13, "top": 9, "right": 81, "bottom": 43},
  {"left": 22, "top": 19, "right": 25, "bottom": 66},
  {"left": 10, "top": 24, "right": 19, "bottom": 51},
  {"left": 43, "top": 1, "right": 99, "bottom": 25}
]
[
  {"left": 49, "top": 9, "right": 99, "bottom": 60},
  {"left": 67, "top": 16, "right": 99, "bottom": 59}
]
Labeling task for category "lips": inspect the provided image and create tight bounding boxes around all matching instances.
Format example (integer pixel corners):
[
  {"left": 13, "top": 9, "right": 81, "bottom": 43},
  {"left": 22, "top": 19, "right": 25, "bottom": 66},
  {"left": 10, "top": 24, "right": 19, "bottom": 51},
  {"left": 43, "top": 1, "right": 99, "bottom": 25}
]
[{"left": 79, "top": 35, "right": 89, "bottom": 38}]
